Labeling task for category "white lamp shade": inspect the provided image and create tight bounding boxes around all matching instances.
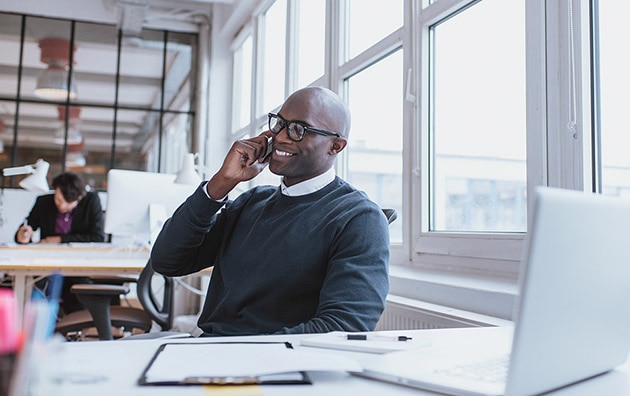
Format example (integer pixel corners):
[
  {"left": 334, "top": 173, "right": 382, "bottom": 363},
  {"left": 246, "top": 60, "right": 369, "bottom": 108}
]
[
  {"left": 34, "top": 66, "right": 78, "bottom": 100},
  {"left": 174, "top": 153, "right": 201, "bottom": 185},
  {"left": 18, "top": 159, "right": 51, "bottom": 194}
]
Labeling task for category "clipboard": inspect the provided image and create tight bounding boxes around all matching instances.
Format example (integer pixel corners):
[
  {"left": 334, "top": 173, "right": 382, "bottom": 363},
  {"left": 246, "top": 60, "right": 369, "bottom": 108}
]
[{"left": 138, "top": 342, "right": 312, "bottom": 386}]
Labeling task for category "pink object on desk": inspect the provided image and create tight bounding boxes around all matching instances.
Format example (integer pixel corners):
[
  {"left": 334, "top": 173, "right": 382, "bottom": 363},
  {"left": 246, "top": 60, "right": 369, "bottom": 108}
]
[{"left": 0, "top": 289, "right": 20, "bottom": 354}]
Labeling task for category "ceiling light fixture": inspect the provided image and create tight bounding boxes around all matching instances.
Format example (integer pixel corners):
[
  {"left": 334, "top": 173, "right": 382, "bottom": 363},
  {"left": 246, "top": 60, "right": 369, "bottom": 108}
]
[
  {"left": 34, "top": 38, "right": 78, "bottom": 100},
  {"left": 53, "top": 106, "right": 83, "bottom": 145}
]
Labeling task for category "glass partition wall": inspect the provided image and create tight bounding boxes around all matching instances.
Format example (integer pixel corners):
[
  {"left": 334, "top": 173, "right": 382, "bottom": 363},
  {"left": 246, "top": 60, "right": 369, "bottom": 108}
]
[{"left": 0, "top": 12, "right": 197, "bottom": 190}]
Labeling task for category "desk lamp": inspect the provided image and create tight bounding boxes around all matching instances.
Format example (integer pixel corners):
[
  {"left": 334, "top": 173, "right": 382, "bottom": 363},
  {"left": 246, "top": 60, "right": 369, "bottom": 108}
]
[
  {"left": 2, "top": 159, "right": 51, "bottom": 194},
  {"left": 174, "top": 153, "right": 202, "bottom": 185}
]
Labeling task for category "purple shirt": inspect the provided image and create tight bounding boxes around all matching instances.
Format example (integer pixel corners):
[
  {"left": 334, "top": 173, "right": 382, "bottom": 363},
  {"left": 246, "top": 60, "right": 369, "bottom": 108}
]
[{"left": 54, "top": 211, "right": 73, "bottom": 235}]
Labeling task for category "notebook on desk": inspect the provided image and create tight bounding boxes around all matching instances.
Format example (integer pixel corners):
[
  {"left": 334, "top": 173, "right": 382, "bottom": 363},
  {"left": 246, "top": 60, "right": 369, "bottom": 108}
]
[{"left": 359, "top": 187, "right": 630, "bottom": 396}]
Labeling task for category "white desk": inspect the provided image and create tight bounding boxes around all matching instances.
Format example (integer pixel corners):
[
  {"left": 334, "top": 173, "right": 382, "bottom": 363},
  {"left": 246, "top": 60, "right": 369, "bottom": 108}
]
[
  {"left": 0, "top": 244, "right": 149, "bottom": 325},
  {"left": 31, "top": 327, "right": 630, "bottom": 396}
]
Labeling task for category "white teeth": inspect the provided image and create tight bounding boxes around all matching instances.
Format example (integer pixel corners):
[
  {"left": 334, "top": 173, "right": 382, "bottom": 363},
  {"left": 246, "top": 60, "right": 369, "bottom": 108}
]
[{"left": 275, "top": 149, "right": 294, "bottom": 157}]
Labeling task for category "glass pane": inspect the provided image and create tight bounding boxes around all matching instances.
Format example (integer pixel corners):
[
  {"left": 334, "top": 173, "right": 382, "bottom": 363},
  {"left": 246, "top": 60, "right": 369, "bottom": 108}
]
[
  {"left": 0, "top": 101, "right": 17, "bottom": 173},
  {"left": 113, "top": 109, "right": 153, "bottom": 171},
  {"left": 118, "top": 29, "right": 165, "bottom": 110},
  {"left": 233, "top": 35, "right": 253, "bottom": 131},
  {"left": 75, "top": 22, "right": 118, "bottom": 105},
  {"left": 346, "top": 0, "right": 403, "bottom": 60},
  {"left": 161, "top": 112, "right": 193, "bottom": 175},
  {"left": 297, "top": 0, "right": 326, "bottom": 87},
  {"left": 431, "top": 0, "right": 527, "bottom": 232},
  {"left": 598, "top": 2, "right": 630, "bottom": 198},
  {"left": 72, "top": 107, "right": 114, "bottom": 190},
  {"left": 261, "top": 0, "right": 287, "bottom": 113},
  {"left": 14, "top": 103, "right": 65, "bottom": 181},
  {"left": 0, "top": 14, "right": 22, "bottom": 98},
  {"left": 165, "top": 32, "right": 196, "bottom": 113},
  {"left": 346, "top": 50, "right": 403, "bottom": 243},
  {"left": 20, "top": 17, "right": 73, "bottom": 102}
]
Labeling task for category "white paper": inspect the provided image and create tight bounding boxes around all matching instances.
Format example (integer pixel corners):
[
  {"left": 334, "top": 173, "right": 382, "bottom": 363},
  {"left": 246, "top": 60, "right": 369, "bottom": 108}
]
[{"left": 142, "top": 342, "right": 362, "bottom": 384}]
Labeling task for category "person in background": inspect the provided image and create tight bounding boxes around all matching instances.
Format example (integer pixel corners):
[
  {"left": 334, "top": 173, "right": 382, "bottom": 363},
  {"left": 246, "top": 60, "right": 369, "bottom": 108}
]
[
  {"left": 15, "top": 172, "right": 105, "bottom": 244},
  {"left": 151, "top": 86, "right": 390, "bottom": 336},
  {"left": 15, "top": 171, "right": 106, "bottom": 314}
]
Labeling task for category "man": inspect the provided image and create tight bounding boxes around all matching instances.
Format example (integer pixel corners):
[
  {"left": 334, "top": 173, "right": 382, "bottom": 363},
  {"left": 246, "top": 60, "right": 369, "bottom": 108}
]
[
  {"left": 15, "top": 171, "right": 105, "bottom": 314},
  {"left": 151, "top": 86, "right": 390, "bottom": 336},
  {"left": 15, "top": 172, "right": 105, "bottom": 244}
]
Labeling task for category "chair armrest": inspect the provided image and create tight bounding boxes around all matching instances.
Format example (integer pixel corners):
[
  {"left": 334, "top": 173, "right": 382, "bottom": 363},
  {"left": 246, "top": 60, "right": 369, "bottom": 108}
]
[
  {"left": 70, "top": 284, "right": 130, "bottom": 296},
  {"left": 89, "top": 275, "right": 138, "bottom": 284},
  {"left": 69, "top": 284, "right": 131, "bottom": 340}
]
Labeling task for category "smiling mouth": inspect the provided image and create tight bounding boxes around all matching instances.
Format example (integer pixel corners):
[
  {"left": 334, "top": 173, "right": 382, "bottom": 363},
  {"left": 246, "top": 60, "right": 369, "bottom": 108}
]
[{"left": 275, "top": 149, "right": 294, "bottom": 157}]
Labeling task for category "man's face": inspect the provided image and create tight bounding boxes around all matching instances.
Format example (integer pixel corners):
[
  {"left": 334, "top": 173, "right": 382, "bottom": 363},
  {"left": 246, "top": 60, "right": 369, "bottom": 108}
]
[
  {"left": 54, "top": 188, "right": 79, "bottom": 214},
  {"left": 267, "top": 103, "right": 338, "bottom": 186}
]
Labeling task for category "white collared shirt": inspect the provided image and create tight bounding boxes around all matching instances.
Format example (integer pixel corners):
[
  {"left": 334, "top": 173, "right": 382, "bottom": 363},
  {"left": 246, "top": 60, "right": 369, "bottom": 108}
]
[
  {"left": 202, "top": 167, "right": 336, "bottom": 200},
  {"left": 280, "top": 167, "right": 336, "bottom": 197}
]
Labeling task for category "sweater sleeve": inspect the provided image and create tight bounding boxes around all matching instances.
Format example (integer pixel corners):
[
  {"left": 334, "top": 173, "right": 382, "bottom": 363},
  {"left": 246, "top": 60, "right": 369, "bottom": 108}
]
[
  {"left": 275, "top": 205, "right": 390, "bottom": 334},
  {"left": 15, "top": 195, "right": 46, "bottom": 244},
  {"left": 150, "top": 184, "right": 229, "bottom": 276}
]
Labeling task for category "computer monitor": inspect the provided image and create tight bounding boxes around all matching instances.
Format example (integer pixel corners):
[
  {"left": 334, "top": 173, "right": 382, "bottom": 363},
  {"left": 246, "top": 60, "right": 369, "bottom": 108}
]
[{"left": 104, "top": 169, "right": 197, "bottom": 245}]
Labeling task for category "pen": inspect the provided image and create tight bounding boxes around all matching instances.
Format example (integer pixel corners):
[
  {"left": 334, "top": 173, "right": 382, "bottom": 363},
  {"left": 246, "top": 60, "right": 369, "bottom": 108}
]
[{"left": 346, "top": 334, "right": 413, "bottom": 341}]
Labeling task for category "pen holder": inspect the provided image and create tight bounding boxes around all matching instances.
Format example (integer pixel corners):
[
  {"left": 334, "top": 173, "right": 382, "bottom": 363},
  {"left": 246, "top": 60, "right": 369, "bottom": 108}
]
[{"left": 0, "top": 352, "right": 16, "bottom": 396}]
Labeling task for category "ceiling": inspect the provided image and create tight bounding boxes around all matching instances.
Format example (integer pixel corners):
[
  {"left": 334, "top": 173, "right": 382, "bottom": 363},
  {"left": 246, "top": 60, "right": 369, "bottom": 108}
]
[{"left": 0, "top": 0, "right": 231, "bottom": 164}]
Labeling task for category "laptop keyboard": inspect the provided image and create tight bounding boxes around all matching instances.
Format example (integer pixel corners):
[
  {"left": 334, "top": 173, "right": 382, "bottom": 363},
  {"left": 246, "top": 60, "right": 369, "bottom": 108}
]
[{"left": 434, "top": 354, "right": 509, "bottom": 384}]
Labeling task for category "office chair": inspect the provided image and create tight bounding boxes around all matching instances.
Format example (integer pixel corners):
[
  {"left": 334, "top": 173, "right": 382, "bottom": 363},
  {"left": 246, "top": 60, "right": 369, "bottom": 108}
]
[
  {"left": 381, "top": 208, "right": 398, "bottom": 225},
  {"left": 54, "top": 260, "right": 174, "bottom": 340}
]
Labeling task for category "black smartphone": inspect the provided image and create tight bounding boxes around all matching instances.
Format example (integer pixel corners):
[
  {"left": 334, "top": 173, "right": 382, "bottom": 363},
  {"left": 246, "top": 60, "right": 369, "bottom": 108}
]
[{"left": 262, "top": 136, "right": 273, "bottom": 162}]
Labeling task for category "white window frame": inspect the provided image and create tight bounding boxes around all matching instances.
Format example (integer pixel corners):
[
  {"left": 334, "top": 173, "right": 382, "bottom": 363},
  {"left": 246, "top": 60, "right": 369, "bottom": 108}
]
[{"left": 215, "top": 0, "right": 596, "bottom": 306}]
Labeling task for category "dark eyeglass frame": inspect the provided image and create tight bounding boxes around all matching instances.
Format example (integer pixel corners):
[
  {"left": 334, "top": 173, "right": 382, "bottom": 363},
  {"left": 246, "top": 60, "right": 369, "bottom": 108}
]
[{"left": 268, "top": 113, "right": 341, "bottom": 142}]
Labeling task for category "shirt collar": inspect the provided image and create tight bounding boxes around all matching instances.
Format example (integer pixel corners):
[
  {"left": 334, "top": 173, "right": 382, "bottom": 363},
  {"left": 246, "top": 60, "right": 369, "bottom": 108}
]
[{"left": 280, "top": 167, "right": 336, "bottom": 196}]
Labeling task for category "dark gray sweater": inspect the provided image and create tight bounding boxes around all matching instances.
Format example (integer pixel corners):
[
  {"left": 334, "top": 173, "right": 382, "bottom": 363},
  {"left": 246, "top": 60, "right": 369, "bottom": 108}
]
[{"left": 151, "top": 177, "right": 390, "bottom": 335}]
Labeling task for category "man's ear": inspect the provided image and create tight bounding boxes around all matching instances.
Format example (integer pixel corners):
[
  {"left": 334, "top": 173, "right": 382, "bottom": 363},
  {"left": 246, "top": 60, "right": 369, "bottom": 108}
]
[{"left": 330, "top": 138, "right": 347, "bottom": 154}]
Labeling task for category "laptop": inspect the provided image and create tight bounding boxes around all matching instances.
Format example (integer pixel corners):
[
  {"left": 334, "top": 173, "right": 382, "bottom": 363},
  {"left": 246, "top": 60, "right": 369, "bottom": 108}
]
[{"left": 359, "top": 187, "right": 630, "bottom": 395}]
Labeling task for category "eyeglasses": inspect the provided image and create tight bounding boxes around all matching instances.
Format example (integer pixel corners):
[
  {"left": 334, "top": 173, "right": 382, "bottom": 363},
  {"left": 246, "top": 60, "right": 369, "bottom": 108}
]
[{"left": 268, "top": 113, "right": 340, "bottom": 142}]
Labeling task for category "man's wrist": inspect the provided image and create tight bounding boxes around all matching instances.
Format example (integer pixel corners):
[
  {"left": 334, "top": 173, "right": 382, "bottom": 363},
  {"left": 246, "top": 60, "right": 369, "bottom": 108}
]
[
  {"left": 203, "top": 182, "right": 227, "bottom": 201},
  {"left": 205, "top": 174, "right": 236, "bottom": 201}
]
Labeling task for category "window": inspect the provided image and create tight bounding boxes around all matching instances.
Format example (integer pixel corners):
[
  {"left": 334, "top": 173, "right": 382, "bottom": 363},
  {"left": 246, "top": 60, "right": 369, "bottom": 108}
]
[
  {"left": 0, "top": 13, "right": 197, "bottom": 190},
  {"left": 221, "top": 0, "right": 613, "bottom": 282},
  {"left": 232, "top": 34, "right": 253, "bottom": 132},
  {"left": 346, "top": 0, "right": 403, "bottom": 60},
  {"left": 261, "top": 0, "right": 288, "bottom": 114},
  {"left": 596, "top": 1, "right": 630, "bottom": 198},
  {"left": 296, "top": 0, "right": 326, "bottom": 87},
  {"left": 430, "top": 0, "right": 527, "bottom": 232},
  {"left": 346, "top": 50, "right": 404, "bottom": 243}
]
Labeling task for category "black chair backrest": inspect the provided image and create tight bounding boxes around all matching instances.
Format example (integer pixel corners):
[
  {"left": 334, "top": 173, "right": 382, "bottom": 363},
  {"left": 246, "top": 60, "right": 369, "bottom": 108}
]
[
  {"left": 382, "top": 208, "right": 398, "bottom": 225},
  {"left": 136, "top": 260, "right": 174, "bottom": 331}
]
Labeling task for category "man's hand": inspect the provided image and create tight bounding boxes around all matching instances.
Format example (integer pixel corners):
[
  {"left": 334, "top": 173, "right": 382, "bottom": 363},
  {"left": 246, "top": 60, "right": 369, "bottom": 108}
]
[
  {"left": 207, "top": 133, "right": 272, "bottom": 200},
  {"left": 39, "top": 236, "right": 62, "bottom": 244},
  {"left": 16, "top": 225, "right": 34, "bottom": 244}
]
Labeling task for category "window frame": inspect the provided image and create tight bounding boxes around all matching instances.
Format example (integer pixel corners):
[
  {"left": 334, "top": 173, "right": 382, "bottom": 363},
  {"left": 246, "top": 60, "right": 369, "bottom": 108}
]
[{"left": 220, "top": 0, "right": 597, "bottom": 282}]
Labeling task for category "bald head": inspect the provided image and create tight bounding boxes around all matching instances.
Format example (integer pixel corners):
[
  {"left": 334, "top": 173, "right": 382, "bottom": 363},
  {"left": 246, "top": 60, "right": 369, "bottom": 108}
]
[{"left": 281, "top": 87, "right": 351, "bottom": 139}]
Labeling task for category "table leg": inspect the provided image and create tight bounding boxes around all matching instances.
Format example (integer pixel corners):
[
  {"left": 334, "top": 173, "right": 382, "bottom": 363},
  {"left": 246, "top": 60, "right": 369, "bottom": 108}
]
[{"left": 12, "top": 274, "right": 27, "bottom": 328}]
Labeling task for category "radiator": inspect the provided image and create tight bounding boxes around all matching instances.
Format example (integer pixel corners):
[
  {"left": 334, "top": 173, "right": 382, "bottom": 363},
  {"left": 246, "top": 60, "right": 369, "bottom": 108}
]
[{"left": 375, "top": 295, "right": 512, "bottom": 331}]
